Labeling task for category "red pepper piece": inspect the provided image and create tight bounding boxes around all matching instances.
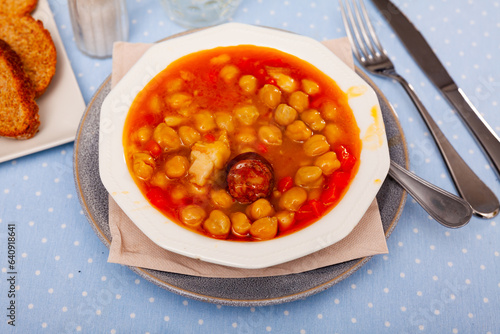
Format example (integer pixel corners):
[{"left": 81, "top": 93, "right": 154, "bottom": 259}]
[
  {"left": 295, "top": 200, "right": 324, "bottom": 222},
  {"left": 320, "top": 185, "right": 337, "bottom": 205},
  {"left": 295, "top": 204, "right": 315, "bottom": 222},
  {"left": 144, "top": 140, "right": 161, "bottom": 158},
  {"left": 146, "top": 187, "right": 171, "bottom": 212},
  {"left": 336, "top": 145, "right": 357, "bottom": 171},
  {"left": 265, "top": 78, "right": 277, "bottom": 86},
  {"left": 257, "top": 143, "right": 268, "bottom": 154},
  {"left": 309, "top": 199, "right": 325, "bottom": 217},
  {"left": 277, "top": 176, "right": 293, "bottom": 193},
  {"left": 204, "top": 133, "right": 216, "bottom": 143},
  {"left": 332, "top": 171, "right": 351, "bottom": 189},
  {"left": 254, "top": 68, "right": 267, "bottom": 84}
]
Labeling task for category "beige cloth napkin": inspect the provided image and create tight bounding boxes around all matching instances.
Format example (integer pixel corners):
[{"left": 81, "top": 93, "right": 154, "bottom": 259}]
[{"left": 107, "top": 38, "right": 388, "bottom": 278}]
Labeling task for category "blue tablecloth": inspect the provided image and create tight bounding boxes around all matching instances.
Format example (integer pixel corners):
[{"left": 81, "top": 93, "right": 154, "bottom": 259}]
[{"left": 1, "top": 0, "right": 499, "bottom": 332}]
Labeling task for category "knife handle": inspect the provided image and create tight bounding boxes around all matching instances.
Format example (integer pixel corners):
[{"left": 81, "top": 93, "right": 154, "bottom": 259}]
[
  {"left": 391, "top": 74, "right": 499, "bottom": 218},
  {"left": 442, "top": 86, "right": 500, "bottom": 177}
]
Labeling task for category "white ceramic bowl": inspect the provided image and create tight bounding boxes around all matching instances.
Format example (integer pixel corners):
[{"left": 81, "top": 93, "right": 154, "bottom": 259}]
[{"left": 99, "top": 23, "right": 390, "bottom": 269}]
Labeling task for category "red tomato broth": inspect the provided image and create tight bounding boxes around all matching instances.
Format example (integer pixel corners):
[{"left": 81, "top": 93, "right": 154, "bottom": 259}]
[{"left": 123, "top": 45, "right": 361, "bottom": 241}]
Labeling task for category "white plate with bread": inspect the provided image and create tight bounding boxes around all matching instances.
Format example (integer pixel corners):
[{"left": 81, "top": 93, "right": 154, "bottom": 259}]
[{"left": 0, "top": 0, "right": 85, "bottom": 163}]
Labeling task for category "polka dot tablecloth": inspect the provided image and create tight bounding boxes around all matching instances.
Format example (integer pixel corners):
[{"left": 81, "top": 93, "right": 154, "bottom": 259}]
[{"left": 1, "top": 0, "right": 499, "bottom": 333}]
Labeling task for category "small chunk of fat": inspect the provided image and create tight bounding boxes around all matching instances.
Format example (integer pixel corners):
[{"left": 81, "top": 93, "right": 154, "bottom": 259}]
[
  {"left": 189, "top": 153, "right": 214, "bottom": 186},
  {"left": 188, "top": 132, "right": 231, "bottom": 186}
]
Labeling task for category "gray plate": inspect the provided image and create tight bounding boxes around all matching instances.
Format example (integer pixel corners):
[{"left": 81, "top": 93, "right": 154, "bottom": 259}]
[{"left": 73, "top": 61, "right": 408, "bottom": 306}]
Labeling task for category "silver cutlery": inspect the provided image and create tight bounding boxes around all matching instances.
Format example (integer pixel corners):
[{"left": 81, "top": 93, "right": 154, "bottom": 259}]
[
  {"left": 339, "top": 0, "right": 499, "bottom": 218},
  {"left": 372, "top": 0, "right": 500, "bottom": 180},
  {"left": 389, "top": 161, "right": 471, "bottom": 228}
]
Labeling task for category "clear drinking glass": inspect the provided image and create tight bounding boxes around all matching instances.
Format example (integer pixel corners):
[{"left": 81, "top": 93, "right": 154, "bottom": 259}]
[
  {"left": 160, "top": 0, "right": 242, "bottom": 28},
  {"left": 68, "top": 0, "right": 129, "bottom": 58}
]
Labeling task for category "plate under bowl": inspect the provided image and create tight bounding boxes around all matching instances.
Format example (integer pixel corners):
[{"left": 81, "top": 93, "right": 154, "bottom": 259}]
[{"left": 98, "top": 23, "right": 390, "bottom": 269}]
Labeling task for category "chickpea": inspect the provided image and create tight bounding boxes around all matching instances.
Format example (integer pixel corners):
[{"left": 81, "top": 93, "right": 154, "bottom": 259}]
[
  {"left": 180, "top": 71, "right": 195, "bottom": 81},
  {"left": 210, "top": 53, "right": 230, "bottom": 65},
  {"left": 300, "top": 109, "right": 325, "bottom": 131},
  {"left": 166, "top": 77, "right": 184, "bottom": 93},
  {"left": 170, "top": 185, "right": 188, "bottom": 205},
  {"left": 308, "top": 188, "right": 322, "bottom": 201},
  {"left": 165, "top": 155, "right": 189, "bottom": 178},
  {"left": 303, "top": 135, "right": 330, "bottom": 157},
  {"left": 323, "top": 123, "right": 343, "bottom": 146},
  {"left": 271, "top": 73, "right": 298, "bottom": 93},
  {"left": 178, "top": 126, "right": 201, "bottom": 147},
  {"left": 219, "top": 65, "right": 240, "bottom": 83},
  {"left": 246, "top": 199, "right": 275, "bottom": 221},
  {"left": 301, "top": 79, "right": 320, "bottom": 95},
  {"left": 210, "top": 188, "right": 234, "bottom": 209},
  {"left": 250, "top": 217, "right": 278, "bottom": 240},
  {"left": 132, "top": 152, "right": 155, "bottom": 180},
  {"left": 150, "top": 171, "right": 169, "bottom": 189},
  {"left": 187, "top": 183, "right": 209, "bottom": 197},
  {"left": 177, "top": 103, "right": 198, "bottom": 118},
  {"left": 294, "top": 166, "right": 324, "bottom": 188},
  {"left": 193, "top": 111, "right": 216, "bottom": 133},
  {"left": 220, "top": 64, "right": 240, "bottom": 83},
  {"left": 320, "top": 101, "right": 339, "bottom": 121},
  {"left": 134, "top": 126, "right": 153, "bottom": 144},
  {"left": 274, "top": 104, "right": 298, "bottom": 126},
  {"left": 279, "top": 187, "right": 308, "bottom": 211},
  {"left": 153, "top": 123, "right": 181, "bottom": 151},
  {"left": 239, "top": 75, "right": 258, "bottom": 94},
  {"left": 235, "top": 126, "right": 257, "bottom": 144},
  {"left": 285, "top": 120, "right": 312, "bottom": 142},
  {"left": 259, "top": 84, "right": 282, "bottom": 109},
  {"left": 166, "top": 92, "right": 192, "bottom": 109},
  {"left": 258, "top": 125, "right": 283, "bottom": 146},
  {"left": 314, "top": 151, "right": 341, "bottom": 175},
  {"left": 215, "top": 112, "right": 235, "bottom": 133},
  {"left": 231, "top": 212, "right": 251, "bottom": 237},
  {"left": 288, "top": 91, "right": 309, "bottom": 112},
  {"left": 203, "top": 210, "right": 231, "bottom": 237},
  {"left": 149, "top": 95, "right": 163, "bottom": 114},
  {"left": 180, "top": 205, "right": 206, "bottom": 228},
  {"left": 275, "top": 211, "right": 295, "bottom": 232},
  {"left": 164, "top": 115, "right": 185, "bottom": 127},
  {"left": 234, "top": 105, "right": 260, "bottom": 126}
]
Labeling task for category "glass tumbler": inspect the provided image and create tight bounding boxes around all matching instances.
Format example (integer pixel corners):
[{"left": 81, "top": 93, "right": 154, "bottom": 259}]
[
  {"left": 160, "top": 0, "right": 242, "bottom": 28},
  {"left": 68, "top": 0, "right": 129, "bottom": 58}
]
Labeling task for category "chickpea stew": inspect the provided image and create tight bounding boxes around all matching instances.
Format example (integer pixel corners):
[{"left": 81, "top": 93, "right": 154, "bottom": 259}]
[{"left": 123, "top": 45, "right": 361, "bottom": 241}]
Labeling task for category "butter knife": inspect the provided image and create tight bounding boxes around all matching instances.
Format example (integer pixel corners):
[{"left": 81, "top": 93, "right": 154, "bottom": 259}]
[{"left": 371, "top": 0, "right": 500, "bottom": 177}]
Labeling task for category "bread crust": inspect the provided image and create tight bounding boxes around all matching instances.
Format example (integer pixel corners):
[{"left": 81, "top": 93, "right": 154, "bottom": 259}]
[
  {"left": 0, "top": 0, "right": 38, "bottom": 16},
  {"left": 0, "top": 15, "right": 57, "bottom": 98},
  {"left": 0, "top": 39, "right": 39, "bottom": 139}
]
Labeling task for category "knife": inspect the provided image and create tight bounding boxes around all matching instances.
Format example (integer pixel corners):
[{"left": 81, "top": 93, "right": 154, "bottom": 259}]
[{"left": 371, "top": 0, "right": 500, "bottom": 177}]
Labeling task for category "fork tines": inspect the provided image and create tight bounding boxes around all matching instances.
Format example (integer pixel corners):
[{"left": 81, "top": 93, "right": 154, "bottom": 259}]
[{"left": 339, "top": 0, "right": 386, "bottom": 63}]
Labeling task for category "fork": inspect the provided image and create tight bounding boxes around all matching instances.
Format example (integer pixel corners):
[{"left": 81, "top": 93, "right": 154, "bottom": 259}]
[{"left": 339, "top": 0, "right": 499, "bottom": 219}]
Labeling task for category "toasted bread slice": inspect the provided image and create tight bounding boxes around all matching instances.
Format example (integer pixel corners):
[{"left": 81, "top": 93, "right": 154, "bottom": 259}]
[
  {"left": 0, "top": 39, "right": 39, "bottom": 139},
  {"left": 0, "top": 15, "right": 56, "bottom": 98},
  {"left": 0, "top": 0, "right": 38, "bottom": 16}
]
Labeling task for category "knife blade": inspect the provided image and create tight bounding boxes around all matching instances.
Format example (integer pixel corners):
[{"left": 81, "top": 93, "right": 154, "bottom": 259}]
[{"left": 371, "top": 0, "right": 500, "bottom": 177}]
